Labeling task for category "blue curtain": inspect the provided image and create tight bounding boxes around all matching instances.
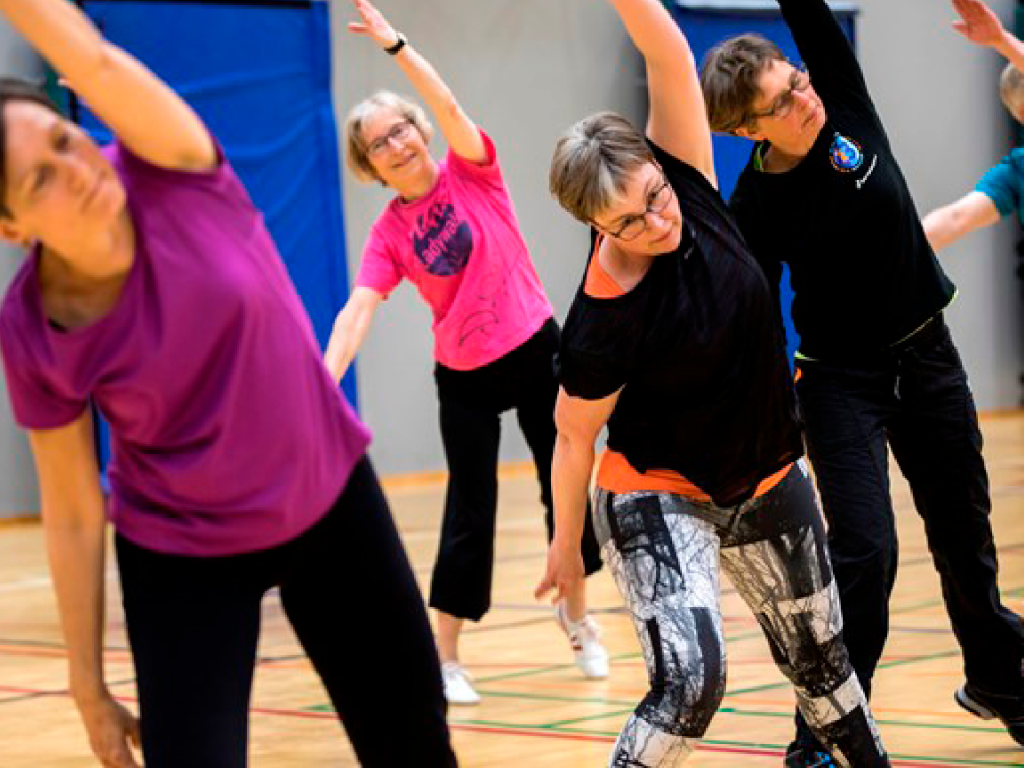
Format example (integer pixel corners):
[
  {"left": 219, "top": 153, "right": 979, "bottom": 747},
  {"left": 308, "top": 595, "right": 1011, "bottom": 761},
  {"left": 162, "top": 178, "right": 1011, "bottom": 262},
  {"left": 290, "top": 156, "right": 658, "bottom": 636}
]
[{"left": 75, "top": 0, "right": 356, "bottom": 475}]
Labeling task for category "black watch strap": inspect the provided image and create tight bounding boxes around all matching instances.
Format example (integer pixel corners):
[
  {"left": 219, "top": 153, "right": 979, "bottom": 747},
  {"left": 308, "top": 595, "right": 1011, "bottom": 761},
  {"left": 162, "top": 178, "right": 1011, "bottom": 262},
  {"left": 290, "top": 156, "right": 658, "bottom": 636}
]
[{"left": 385, "top": 33, "right": 407, "bottom": 56}]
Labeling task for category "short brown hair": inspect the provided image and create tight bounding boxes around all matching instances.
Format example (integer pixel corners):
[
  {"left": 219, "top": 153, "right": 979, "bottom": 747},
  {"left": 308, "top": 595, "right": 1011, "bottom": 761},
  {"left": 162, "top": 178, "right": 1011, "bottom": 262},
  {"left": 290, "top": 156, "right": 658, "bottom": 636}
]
[
  {"left": 549, "top": 111, "right": 653, "bottom": 224},
  {"left": 344, "top": 91, "right": 433, "bottom": 184},
  {"left": 1000, "top": 63, "right": 1024, "bottom": 119},
  {"left": 701, "top": 33, "right": 786, "bottom": 134},
  {"left": 0, "top": 77, "right": 61, "bottom": 217}
]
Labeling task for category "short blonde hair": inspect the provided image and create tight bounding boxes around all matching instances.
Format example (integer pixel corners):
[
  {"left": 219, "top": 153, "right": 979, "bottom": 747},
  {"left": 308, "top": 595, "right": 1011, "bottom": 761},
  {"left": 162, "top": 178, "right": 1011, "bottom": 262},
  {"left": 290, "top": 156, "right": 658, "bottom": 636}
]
[
  {"left": 1000, "top": 63, "right": 1024, "bottom": 119},
  {"left": 344, "top": 91, "right": 434, "bottom": 183},
  {"left": 549, "top": 112, "right": 653, "bottom": 223}
]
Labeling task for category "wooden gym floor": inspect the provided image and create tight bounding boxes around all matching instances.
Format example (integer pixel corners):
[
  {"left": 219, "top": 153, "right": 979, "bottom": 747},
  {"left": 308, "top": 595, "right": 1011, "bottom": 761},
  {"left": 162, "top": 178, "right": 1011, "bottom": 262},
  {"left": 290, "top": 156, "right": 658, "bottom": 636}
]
[{"left": 1, "top": 412, "right": 1022, "bottom": 766}]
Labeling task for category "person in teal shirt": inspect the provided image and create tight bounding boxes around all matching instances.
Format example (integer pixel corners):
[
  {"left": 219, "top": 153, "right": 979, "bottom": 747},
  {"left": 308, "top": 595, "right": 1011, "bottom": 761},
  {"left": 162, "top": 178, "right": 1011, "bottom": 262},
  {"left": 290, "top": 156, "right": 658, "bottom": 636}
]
[{"left": 924, "top": 0, "right": 1024, "bottom": 248}]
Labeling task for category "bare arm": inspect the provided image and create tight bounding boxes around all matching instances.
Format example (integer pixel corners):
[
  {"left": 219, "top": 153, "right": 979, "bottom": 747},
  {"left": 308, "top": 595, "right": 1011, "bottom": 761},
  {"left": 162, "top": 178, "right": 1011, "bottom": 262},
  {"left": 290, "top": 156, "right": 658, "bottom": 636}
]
[
  {"left": 324, "top": 286, "right": 383, "bottom": 383},
  {"left": 952, "top": 0, "right": 1024, "bottom": 74},
  {"left": 347, "top": 0, "right": 486, "bottom": 163},
  {"left": 535, "top": 387, "right": 620, "bottom": 603},
  {"left": 0, "top": 0, "right": 214, "bottom": 171},
  {"left": 923, "top": 191, "right": 1001, "bottom": 251},
  {"left": 29, "top": 411, "right": 140, "bottom": 768},
  {"left": 607, "top": 0, "right": 714, "bottom": 185}
]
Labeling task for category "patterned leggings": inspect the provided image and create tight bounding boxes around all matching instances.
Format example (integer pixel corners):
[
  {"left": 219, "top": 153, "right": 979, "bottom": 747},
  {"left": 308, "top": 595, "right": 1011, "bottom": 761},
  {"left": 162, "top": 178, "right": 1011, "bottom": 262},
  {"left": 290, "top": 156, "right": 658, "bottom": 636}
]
[{"left": 594, "top": 463, "right": 889, "bottom": 767}]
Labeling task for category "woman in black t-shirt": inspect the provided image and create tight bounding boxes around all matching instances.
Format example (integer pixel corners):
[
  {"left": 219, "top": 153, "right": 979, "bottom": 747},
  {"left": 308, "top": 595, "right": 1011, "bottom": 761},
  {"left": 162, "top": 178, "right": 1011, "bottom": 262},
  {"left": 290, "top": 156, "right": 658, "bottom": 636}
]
[{"left": 533, "top": 1, "right": 890, "bottom": 766}]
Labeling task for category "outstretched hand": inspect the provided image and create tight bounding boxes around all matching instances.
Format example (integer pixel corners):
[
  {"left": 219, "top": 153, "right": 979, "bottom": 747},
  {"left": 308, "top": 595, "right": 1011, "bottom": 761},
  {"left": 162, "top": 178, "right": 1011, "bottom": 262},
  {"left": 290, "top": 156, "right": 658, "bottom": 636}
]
[
  {"left": 78, "top": 693, "right": 142, "bottom": 768},
  {"left": 952, "top": 0, "right": 1006, "bottom": 48},
  {"left": 535, "top": 539, "right": 585, "bottom": 606},
  {"left": 347, "top": 0, "right": 401, "bottom": 50}
]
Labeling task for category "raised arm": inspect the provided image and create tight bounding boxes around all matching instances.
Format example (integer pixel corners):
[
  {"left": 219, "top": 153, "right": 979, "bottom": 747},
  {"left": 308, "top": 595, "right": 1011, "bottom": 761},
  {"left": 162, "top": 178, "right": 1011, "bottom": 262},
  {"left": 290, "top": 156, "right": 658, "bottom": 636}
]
[
  {"left": 323, "top": 286, "right": 383, "bottom": 383},
  {"left": 29, "top": 411, "right": 141, "bottom": 768},
  {"left": 607, "top": 0, "right": 714, "bottom": 184},
  {"left": 775, "top": 0, "right": 869, "bottom": 104},
  {"left": 0, "top": 0, "right": 214, "bottom": 171},
  {"left": 535, "top": 388, "right": 619, "bottom": 604},
  {"left": 347, "top": 0, "right": 485, "bottom": 163},
  {"left": 922, "top": 191, "right": 1001, "bottom": 251},
  {"left": 952, "top": 0, "right": 1024, "bottom": 74}
]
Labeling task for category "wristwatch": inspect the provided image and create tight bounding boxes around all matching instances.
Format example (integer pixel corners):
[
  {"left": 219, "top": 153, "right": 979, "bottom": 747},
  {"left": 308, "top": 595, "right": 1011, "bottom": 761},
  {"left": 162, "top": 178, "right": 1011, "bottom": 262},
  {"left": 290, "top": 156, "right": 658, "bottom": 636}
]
[{"left": 385, "top": 33, "right": 407, "bottom": 56}]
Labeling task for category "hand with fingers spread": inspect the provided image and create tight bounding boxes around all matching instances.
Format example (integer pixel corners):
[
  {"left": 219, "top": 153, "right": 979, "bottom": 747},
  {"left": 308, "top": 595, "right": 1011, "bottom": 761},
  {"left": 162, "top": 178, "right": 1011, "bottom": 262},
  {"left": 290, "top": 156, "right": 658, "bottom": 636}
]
[
  {"left": 347, "top": 0, "right": 401, "bottom": 51},
  {"left": 952, "top": 0, "right": 1006, "bottom": 48},
  {"left": 535, "top": 537, "right": 585, "bottom": 606},
  {"left": 78, "top": 692, "right": 142, "bottom": 768}
]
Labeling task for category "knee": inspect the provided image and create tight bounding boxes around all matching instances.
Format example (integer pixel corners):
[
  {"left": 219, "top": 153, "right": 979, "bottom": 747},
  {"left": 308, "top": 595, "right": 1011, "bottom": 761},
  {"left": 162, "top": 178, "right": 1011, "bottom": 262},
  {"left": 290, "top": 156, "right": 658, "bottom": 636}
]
[
  {"left": 646, "top": 649, "right": 727, "bottom": 738},
  {"left": 830, "top": 536, "right": 896, "bottom": 584},
  {"left": 760, "top": 612, "right": 851, "bottom": 694}
]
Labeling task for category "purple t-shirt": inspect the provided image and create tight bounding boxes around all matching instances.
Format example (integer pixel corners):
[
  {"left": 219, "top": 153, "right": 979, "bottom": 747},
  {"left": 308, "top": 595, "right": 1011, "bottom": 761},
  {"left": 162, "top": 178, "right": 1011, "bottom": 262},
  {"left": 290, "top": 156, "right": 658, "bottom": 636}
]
[
  {"left": 0, "top": 141, "right": 371, "bottom": 556},
  {"left": 356, "top": 130, "right": 552, "bottom": 370}
]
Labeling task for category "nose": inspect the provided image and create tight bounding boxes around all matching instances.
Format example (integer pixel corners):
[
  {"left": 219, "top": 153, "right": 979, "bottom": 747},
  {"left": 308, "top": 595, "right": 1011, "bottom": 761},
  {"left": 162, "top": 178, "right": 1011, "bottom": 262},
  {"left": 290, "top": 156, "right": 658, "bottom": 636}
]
[
  {"left": 645, "top": 208, "right": 671, "bottom": 231},
  {"left": 794, "top": 88, "right": 816, "bottom": 110},
  {"left": 64, "top": 154, "right": 92, "bottom": 195}
]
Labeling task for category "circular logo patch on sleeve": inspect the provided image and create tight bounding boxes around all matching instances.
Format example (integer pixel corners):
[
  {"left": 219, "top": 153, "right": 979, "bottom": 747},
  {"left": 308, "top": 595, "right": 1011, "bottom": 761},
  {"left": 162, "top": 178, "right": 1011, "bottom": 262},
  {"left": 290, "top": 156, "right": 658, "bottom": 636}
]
[{"left": 829, "top": 133, "right": 864, "bottom": 173}]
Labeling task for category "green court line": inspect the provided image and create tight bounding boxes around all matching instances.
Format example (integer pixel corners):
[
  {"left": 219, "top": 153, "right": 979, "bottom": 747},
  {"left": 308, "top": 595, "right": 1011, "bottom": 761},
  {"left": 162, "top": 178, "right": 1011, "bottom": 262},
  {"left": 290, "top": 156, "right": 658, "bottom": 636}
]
[
  {"left": 537, "top": 708, "right": 638, "bottom": 729},
  {"left": 446, "top": 719, "right": 1024, "bottom": 766},
  {"left": 444, "top": 691, "right": 1009, "bottom": 737},
  {"left": 726, "top": 648, "right": 962, "bottom": 697},
  {"left": 474, "top": 629, "right": 767, "bottom": 684}
]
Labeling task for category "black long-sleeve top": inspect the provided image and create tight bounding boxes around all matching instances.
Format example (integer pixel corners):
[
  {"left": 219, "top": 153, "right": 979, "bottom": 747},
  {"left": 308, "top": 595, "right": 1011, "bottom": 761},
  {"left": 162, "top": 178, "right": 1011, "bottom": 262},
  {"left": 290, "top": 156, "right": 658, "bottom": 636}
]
[{"left": 728, "top": 0, "right": 955, "bottom": 360}]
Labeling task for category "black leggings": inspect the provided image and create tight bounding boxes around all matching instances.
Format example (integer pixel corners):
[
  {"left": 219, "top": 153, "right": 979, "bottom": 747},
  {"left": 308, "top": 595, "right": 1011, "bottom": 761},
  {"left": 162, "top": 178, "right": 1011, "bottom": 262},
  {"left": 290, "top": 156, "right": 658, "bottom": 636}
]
[
  {"left": 429, "top": 319, "right": 603, "bottom": 621},
  {"left": 116, "top": 457, "right": 457, "bottom": 768}
]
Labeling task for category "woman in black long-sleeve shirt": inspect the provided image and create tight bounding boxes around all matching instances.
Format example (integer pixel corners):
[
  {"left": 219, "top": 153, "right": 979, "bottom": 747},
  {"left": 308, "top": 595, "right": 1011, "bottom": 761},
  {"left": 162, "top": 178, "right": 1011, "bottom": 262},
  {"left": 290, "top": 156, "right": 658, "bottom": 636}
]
[{"left": 702, "top": 0, "right": 1024, "bottom": 764}]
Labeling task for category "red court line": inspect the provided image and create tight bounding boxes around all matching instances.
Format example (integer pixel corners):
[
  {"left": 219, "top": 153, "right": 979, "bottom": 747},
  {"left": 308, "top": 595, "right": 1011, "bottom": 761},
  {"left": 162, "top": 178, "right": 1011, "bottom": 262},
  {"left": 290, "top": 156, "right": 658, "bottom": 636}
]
[{"left": 0, "top": 684, "right": 992, "bottom": 766}]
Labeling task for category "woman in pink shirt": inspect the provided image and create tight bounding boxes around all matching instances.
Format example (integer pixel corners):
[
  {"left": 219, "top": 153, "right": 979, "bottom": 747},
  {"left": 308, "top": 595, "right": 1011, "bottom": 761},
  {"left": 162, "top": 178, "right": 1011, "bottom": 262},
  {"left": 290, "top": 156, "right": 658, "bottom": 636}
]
[{"left": 325, "top": 0, "right": 606, "bottom": 705}]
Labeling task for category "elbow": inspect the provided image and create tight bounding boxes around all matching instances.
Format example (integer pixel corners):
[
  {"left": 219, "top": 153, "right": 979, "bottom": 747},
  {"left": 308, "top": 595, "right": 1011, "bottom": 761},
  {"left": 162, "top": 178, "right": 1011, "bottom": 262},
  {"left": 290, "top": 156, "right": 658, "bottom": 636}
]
[{"left": 73, "top": 41, "right": 121, "bottom": 87}]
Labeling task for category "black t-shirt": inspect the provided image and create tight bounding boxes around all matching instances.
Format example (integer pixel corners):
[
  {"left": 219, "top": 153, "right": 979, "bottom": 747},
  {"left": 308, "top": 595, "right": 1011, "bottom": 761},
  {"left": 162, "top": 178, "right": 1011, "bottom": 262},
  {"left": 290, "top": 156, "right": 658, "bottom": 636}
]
[
  {"left": 558, "top": 141, "right": 803, "bottom": 507},
  {"left": 729, "top": 0, "right": 955, "bottom": 360}
]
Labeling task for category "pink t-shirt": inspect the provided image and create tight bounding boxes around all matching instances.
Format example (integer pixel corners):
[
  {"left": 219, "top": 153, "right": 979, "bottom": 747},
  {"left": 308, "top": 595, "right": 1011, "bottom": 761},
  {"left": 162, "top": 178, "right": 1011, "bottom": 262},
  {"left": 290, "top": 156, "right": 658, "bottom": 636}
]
[{"left": 356, "top": 130, "right": 552, "bottom": 370}]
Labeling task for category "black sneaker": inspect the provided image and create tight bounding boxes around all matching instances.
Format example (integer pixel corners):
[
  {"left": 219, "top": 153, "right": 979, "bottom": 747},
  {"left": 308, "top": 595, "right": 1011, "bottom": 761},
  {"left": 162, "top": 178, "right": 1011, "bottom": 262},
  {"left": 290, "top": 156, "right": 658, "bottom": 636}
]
[
  {"left": 955, "top": 683, "right": 1024, "bottom": 747},
  {"left": 784, "top": 742, "right": 837, "bottom": 767}
]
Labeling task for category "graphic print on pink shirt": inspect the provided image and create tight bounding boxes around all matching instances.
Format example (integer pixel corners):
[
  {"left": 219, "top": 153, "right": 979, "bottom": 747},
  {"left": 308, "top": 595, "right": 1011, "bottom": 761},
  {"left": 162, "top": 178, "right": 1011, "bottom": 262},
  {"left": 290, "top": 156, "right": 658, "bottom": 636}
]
[
  {"left": 355, "top": 129, "right": 552, "bottom": 371},
  {"left": 413, "top": 201, "right": 473, "bottom": 276}
]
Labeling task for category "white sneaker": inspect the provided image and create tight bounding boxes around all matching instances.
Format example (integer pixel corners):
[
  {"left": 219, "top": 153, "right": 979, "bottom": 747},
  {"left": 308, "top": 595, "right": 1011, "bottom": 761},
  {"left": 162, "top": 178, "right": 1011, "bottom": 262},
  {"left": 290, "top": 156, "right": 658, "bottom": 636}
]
[
  {"left": 555, "top": 601, "right": 609, "bottom": 679},
  {"left": 441, "top": 661, "right": 481, "bottom": 705}
]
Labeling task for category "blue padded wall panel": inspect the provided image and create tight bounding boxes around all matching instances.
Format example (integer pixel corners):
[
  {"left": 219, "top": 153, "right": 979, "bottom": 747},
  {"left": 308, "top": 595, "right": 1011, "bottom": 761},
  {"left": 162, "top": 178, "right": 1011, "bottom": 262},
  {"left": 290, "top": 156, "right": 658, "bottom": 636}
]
[{"left": 77, "top": 0, "right": 356, "bottom": 405}]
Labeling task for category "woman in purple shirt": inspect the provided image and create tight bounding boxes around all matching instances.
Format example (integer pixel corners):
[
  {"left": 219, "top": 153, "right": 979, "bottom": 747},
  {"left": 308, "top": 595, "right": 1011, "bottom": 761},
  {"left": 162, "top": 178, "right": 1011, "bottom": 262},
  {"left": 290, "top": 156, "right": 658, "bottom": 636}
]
[{"left": 0, "top": 1, "right": 456, "bottom": 767}]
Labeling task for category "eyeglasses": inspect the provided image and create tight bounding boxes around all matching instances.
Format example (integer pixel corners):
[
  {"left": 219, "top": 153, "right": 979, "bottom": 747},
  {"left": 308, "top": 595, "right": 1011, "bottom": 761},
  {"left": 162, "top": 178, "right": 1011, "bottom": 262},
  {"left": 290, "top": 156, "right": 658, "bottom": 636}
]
[
  {"left": 746, "top": 64, "right": 811, "bottom": 124},
  {"left": 594, "top": 173, "right": 674, "bottom": 242},
  {"left": 366, "top": 120, "right": 413, "bottom": 158}
]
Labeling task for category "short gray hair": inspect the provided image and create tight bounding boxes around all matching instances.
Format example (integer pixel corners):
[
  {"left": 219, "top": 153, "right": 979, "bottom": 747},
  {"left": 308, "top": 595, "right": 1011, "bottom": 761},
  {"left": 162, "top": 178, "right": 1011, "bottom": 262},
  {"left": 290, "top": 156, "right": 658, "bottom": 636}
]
[
  {"left": 549, "top": 112, "right": 653, "bottom": 223},
  {"left": 344, "top": 90, "right": 434, "bottom": 183},
  {"left": 1000, "top": 63, "right": 1024, "bottom": 118}
]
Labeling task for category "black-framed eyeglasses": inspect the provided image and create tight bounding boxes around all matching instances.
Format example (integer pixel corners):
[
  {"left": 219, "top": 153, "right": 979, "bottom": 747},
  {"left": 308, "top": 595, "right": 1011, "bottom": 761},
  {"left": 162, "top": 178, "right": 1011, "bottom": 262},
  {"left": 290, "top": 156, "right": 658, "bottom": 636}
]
[
  {"left": 746, "top": 64, "right": 811, "bottom": 124},
  {"left": 594, "top": 174, "right": 673, "bottom": 242},
  {"left": 366, "top": 120, "right": 413, "bottom": 157}
]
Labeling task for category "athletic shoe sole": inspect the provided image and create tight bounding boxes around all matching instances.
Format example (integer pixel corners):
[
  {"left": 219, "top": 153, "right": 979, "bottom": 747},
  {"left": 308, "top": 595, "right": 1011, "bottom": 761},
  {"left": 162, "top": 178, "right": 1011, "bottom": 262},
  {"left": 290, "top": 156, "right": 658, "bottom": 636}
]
[{"left": 955, "top": 685, "right": 1024, "bottom": 747}]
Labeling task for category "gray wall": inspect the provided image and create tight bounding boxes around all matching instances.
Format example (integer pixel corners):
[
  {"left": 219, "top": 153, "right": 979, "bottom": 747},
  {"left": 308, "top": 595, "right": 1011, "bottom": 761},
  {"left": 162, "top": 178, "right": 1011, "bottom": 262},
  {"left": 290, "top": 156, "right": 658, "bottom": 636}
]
[
  {"left": 854, "top": 0, "right": 1023, "bottom": 409},
  {"left": 331, "top": 0, "right": 647, "bottom": 474},
  {"left": 0, "top": 20, "right": 43, "bottom": 516},
  {"left": 337, "top": 0, "right": 1024, "bottom": 476},
  {"left": 0, "top": 0, "right": 1021, "bottom": 507}
]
